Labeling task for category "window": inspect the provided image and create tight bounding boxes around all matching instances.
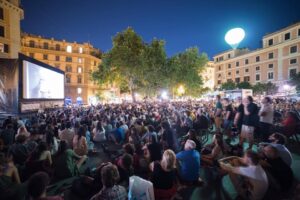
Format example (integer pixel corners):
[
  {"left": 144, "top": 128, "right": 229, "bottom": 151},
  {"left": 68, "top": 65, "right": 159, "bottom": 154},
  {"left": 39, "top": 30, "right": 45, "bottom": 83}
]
[
  {"left": 268, "top": 52, "right": 274, "bottom": 59},
  {"left": 66, "top": 45, "right": 72, "bottom": 53},
  {"left": 218, "top": 74, "right": 221, "bottom": 78},
  {"left": 256, "top": 74, "right": 260, "bottom": 81},
  {"left": 245, "top": 68, "right": 249, "bottom": 73},
  {"left": 268, "top": 39, "right": 273, "bottom": 46},
  {"left": 55, "top": 44, "right": 60, "bottom": 51},
  {"left": 216, "top": 58, "right": 219, "bottom": 62},
  {"left": 3, "top": 44, "right": 8, "bottom": 53},
  {"left": 0, "top": 7, "right": 4, "bottom": 20},
  {"left": 217, "top": 80, "right": 221, "bottom": 84},
  {"left": 290, "top": 58, "right": 297, "bottom": 65},
  {"left": 244, "top": 76, "right": 250, "bottom": 82},
  {"left": 245, "top": 59, "right": 249, "bottom": 65},
  {"left": 66, "top": 74, "right": 71, "bottom": 83},
  {"left": 219, "top": 56, "right": 224, "bottom": 61},
  {"left": 235, "top": 78, "right": 240, "bottom": 83},
  {"left": 268, "top": 63, "right": 274, "bottom": 69},
  {"left": 94, "top": 61, "right": 97, "bottom": 66},
  {"left": 78, "top": 58, "right": 82, "bottom": 63},
  {"left": 256, "top": 56, "right": 260, "bottom": 62},
  {"left": 0, "top": 26, "right": 4, "bottom": 37},
  {"left": 77, "top": 76, "right": 82, "bottom": 84},
  {"left": 228, "top": 72, "right": 231, "bottom": 76},
  {"left": 228, "top": 54, "right": 231, "bottom": 58},
  {"left": 218, "top": 66, "right": 221, "bottom": 71},
  {"left": 77, "top": 88, "right": 82, "bottom": 94},
  {"left": 290, "top": 46, "right": 297, "bottom": 54},
  {"left": 236, "top": 61, "right": 239, "bottom": 67},
  {"left": 78, "top": 67, "right": 82, "bottom": 73},
  {"left": 289, "top": 68, "right": 297, "bottom": 78},
  {"left": 55, "top": 55, "right": 60, "bottom": 61},
  {"left": 66, "top": 65, "right": 72, "bottom": 72},
  {"left": 256, "top": 66, "right": 260, "bottom": 71},
  {"left": 66, "top": 56, "right": 72, "bottom": 62},
  {"left": 268, "top": 72, "right": 274, "bottom": 80},
  {"left": 298, "top": 29, "right": 300, "bottom": 36},
  {"left": 43, "top": 54, "right": 48, "bottom": 60},
  {"left": 29, "top": 40, "right": 35, "bottom": 48},
  {"left": 236, "top": 70, "right": 239, "bottom": 74},
  {"left": 29, "top": 53, "right": 34, "bottom": 58},
  {"left": 79, "top": 47, "right": 83, "bottom": 53},
  {"left": 227, "top": 79, "right": 231, "bottom": 82},
  {"left": 43, "top": 42, "right": 49, "bottom": 49},
  {"left": 285, "top": 32, "right": 290, "bottom": 40},
  {"left": 228, "top": 64, "right": 231, "bottom": 69}
]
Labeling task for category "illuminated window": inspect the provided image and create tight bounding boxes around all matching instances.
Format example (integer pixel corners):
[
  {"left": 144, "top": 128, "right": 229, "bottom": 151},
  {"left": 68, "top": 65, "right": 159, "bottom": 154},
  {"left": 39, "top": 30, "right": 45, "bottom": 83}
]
[
  {"left": 29, "top": 40, "right": 35, "bottom": 48},
  {"left": 78, "top": 58, "right": 82, "bottom": 63},
  {"left": 79, "top": 47, "right": 83, "bottom": 53},
  {"left": 77, "top": 88, "right": 82, "bottom": 94},
  {"left": 0, "top": 7, "right": 3, "bottom": 20},
  {"left": 55, "top": 44, "right": 60, "bottom": 51},
  {"left": 77, "top": 76, "right": 82, "bottom": 84},
  {"left": 0, "top": 26, "right": 4, "bottom": 37},
  {"left": 66, "top": 45, "right": 72, "bottom": 53},
  {"left": 78, "top": 66, "right": 82, "bottom": 73}
]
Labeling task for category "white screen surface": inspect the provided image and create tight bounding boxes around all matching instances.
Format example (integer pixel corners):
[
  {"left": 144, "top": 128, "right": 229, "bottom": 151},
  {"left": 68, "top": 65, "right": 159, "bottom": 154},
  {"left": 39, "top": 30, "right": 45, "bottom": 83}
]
[{"left": 23, "top": 60, "right": 64, "bottom": 99}]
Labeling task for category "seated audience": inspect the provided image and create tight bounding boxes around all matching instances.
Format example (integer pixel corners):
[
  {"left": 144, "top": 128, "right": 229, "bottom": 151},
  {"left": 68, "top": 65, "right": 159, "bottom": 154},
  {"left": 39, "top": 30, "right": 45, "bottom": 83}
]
[
  {"left": 90, "top": 163, "right": 127, "bottom": 200},
  {"left": 73, "top": 126, "right": 88, "bottom": 156},
  {"left": 58, "top": 121, "right": 75, "bottom": 149},
  {"left": 201, "top": 133, "right": 225, "bottom": 165},
  {"left": 15, "top": 125, "right": 30, "bottom": 139},
  {"left": 8, "top": 135, "right": 30, "bottom": 166},
  {"left": 176, "top": 139, "right": 200, "bottom": 183},
  {"left": 93, "top": 121, "right": 106, "bottom": 142},
  {"left": 27, "top": 172, "right": 63, "bottom": 200},
  {"left": 220, "top": 150, "right": 269, "bottom": 200},
  {"left": 150, "top": 149, "right": 177, "bottom": 200}
]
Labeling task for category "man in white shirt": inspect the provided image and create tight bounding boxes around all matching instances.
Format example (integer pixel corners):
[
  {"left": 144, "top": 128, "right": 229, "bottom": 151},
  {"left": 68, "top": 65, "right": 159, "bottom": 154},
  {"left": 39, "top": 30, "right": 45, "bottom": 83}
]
[
  {"left": 220, "top": 150, "right": 269, "bottom": 200},
  {"left": 258, "top": 97, "right": 274, "bottom": 141}
]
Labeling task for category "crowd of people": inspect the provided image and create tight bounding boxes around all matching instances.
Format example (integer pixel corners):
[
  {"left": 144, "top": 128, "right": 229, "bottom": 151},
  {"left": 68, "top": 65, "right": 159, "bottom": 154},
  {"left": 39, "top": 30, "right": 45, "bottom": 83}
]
[{"left": 0, "top": 95, "right": 299, "bottom": 200}]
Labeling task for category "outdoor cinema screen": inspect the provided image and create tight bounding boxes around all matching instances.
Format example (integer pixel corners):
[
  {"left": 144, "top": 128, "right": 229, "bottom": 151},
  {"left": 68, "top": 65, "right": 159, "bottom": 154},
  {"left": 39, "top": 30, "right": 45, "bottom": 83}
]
[{"left": 23, "top": 60, "right": 64, "bottom": 99}]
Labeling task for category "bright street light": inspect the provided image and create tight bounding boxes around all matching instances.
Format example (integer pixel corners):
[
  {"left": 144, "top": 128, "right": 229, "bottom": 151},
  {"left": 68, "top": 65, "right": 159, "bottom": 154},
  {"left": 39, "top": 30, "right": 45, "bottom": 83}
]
[
  {"left": 283, "top": 84, "right": 290, "bottom": 91},
  {"left": 225, "top": 28, "right": 245, "bottom": 49},
  {"left": 161, "top": 91, "right": 168, "bottom": 100},
  {"left": 177, "top": 85, "right": 185, "bottom": 96}
]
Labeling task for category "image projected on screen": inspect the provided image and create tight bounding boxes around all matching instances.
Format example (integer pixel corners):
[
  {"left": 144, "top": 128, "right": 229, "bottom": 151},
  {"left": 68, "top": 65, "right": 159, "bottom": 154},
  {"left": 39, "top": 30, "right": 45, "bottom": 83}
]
[{"left": 23, "top": 61, "right": 64, "bottom": 99}]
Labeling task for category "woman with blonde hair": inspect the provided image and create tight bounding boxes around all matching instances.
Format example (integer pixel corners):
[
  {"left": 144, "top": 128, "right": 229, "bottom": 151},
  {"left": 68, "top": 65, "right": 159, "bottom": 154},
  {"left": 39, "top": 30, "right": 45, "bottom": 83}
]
[{"left": 150, "top": 149, "right": 177, "bottom": 200}]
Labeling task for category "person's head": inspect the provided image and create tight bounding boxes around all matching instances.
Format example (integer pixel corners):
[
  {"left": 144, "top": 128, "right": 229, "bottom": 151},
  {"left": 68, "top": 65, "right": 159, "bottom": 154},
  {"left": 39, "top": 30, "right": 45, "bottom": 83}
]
[
  {"left": 101, "top": 164, "right": 120, "bottom": 188},
  {"left": 269, "top": 133, "right": 285, "bottom": 145},
  {"left": 28, "top": 172, "right": 50, "bottom": 199},
  {"left": 262, "top": 96, "right": 272, "bottom": 105},
  {"left": 243, "top": 150, "right": 260, "bottom": 166},
  {"left": 236, "top": 97, "right": 242, "bottom": 104},
  {"left": 161, "top": 120, "right": 170, "bottom": 130},
  {"left": 188, "top": 129, "right": 196, "bottom": 139},
  {"left": 121, "top": 153, "right": 133, "bottom": 170},
  {"left": 184, "top": 139, "right": 196, "bottom": 151},
  {"left": 243, "top": 96, "right": 254, "bottom": 104},
  {"left": 6, "top": 123, "right": 13, "bottom": 130},
  {"left": 66, "top": 121, "right": 72, "bottom": 129},
  {"left": 57, "top": 140, "right": 68, "bottom": 154},
  {"left": 263, "top": 145, "right": 279, "bottom": 159},
  {"left": 96, "top": 121, "right": 103, "bottom": 130},
  {"left": 123, "top": 143, "right": 135, "bottom": 155},
  {"left": 15, "top": 134, "right": 27, "bottom": 144},
  {"left": 36, "top": 141, "right": 48, "bottom": 153},
  {"left": 222, "top": 98, "right": 230, "bottom": 106},
  {"left": 161, "top": 149, "right": 176, "bottom": 171},
  {"left": 148, "top": 125, "right": 155, "bottom": 133},
  {"left": 216, "top": 95, "right": 221, "bottom": 101},
  {"left": 77, "top": 126, "right": 86, "bottom": 139}
]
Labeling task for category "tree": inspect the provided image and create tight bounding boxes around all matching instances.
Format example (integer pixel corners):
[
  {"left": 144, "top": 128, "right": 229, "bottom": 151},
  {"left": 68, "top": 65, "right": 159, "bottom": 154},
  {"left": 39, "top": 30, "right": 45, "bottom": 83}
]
[
  {"left": 220, "top": 80, "right": 236, "bottom": 90},
  {"left": 289, "top": 72, "right": 300, "bottom": 92},
  {"left": 253, "top": 82, "right": 278, "bottom": 95},
  {"left": 236, "top": 81, "right": 252, "bottom": 89},
  {"left": 167, "top": 47, "right": 208, "bottom": 96}
]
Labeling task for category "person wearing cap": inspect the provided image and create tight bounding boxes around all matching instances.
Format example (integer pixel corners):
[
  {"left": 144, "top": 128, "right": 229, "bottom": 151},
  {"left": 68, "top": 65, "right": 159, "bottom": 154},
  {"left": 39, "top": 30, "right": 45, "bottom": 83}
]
[{"left": 176, "top": 139, "right": 201, "bottom": 183}]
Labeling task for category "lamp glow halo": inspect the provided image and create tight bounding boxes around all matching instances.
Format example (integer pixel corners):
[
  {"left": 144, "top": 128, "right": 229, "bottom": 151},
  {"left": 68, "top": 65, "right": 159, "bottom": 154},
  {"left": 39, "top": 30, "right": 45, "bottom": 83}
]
[{"left": 225, "top": 28, "right": 245, "bottom": 49}]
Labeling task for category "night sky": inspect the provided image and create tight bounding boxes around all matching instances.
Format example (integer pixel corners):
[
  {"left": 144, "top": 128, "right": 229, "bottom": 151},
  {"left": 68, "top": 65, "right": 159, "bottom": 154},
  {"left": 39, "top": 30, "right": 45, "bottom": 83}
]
[{"left": 21, "top": 0, "right": 300, "bottom": 59}]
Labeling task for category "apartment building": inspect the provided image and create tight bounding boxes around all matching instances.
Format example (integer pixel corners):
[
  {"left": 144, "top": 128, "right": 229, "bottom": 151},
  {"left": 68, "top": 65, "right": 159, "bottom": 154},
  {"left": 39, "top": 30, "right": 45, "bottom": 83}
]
[
  {"left": 214, "top": 22, "right": 300, "bottom": 89},
  {"left": 0, "top": 0, "right": 23, "bottom": 58},
  {"left": 201, "top": 61, "right": 215, "bottom": 89},
  {"left": 21, "top": 33, "right": 103, "bottom": 104}
]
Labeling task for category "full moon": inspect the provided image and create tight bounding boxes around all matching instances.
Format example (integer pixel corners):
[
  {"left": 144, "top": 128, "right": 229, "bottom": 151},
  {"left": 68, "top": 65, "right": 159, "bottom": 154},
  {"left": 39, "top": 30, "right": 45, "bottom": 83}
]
[{"left": 225, "top": 28, "right": 245, "bottom": 49}]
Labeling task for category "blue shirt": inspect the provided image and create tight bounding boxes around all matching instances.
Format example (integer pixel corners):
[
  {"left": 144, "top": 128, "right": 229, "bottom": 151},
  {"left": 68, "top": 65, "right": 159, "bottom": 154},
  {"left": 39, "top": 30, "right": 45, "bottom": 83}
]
[{"left": 176, "top": 150, "right": 200, "bottom": 181}]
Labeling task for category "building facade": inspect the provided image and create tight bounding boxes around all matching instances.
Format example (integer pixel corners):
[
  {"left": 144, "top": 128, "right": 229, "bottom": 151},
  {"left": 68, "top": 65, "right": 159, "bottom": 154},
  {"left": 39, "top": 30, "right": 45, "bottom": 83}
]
[
  {"left": 213, "top": 22, "right": 300, "bottom": 89},
  {"left": 0, "top": 0, "right": 23, "bottom": 59},
  {"left": 21, "top": 33, "right": 103, "bottom": 104},
  {"left": 201, "top": 61, "right": 215, "bottom": 89}
]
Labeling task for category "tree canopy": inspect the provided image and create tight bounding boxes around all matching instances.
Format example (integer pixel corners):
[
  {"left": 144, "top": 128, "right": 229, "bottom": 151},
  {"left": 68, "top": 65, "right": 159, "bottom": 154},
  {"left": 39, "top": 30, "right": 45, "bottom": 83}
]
[{"left": 92, "top": 27, "right": 208, "bottom": 100}]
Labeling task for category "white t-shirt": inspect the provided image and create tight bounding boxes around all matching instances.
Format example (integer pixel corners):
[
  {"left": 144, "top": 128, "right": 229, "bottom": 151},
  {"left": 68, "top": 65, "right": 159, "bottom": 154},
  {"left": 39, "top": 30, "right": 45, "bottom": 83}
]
[
  {"left": 233, "top": 165, "right": 269, "bottom": 200},
  {"left": 259, "top": 104, "right": 273, "bottom": 124}
]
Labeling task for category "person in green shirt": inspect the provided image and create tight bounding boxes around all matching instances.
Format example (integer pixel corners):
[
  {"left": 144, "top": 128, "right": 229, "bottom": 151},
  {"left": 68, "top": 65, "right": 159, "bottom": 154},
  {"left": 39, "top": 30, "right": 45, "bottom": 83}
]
[
  {"left": 53, "top": 140, "right": 87, "bottom": 180},
  {"left": 214, "top": 95, "right": 223, "bottom": 131}
]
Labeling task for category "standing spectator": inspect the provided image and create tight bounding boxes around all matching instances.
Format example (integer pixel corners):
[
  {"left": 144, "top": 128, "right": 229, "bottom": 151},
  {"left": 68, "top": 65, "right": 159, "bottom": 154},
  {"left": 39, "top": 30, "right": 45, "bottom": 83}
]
[
  {"left": 258, "top": 97, "right": 274, "bottom": 141},
  {"left": 234, "top": 97, "right": 244, "bottom": 135},
  {"left": 240, "top": 96, "right": 259, "bottom": 150},
  {"left": 15, "top": 125, "right": 30, "bottom": 139},
  {"left": 214, "top": 95, "right": 223, "bottom": 131},
  {"left": 223, "top": 98, "right": 235, "bottom": 136},
  {"left": 0, "top": 124, "right": 15, "bottom": 150},
  {"left": 161, "top": 121, "right": 178, "bottom": 152}
]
